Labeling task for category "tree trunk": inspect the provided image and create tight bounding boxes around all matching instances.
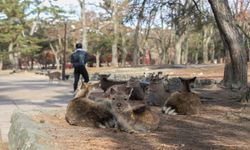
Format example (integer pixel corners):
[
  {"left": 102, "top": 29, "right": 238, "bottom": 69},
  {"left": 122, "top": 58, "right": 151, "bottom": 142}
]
[
  {"left": 195, "top": 52, "right": 199, "bottom": 64},
  {"left": 132, "top": 23, "right": 140, "bottom": 66},
  {"left": 208, "top": 0, "right": 248, "bottom": 89},
  {"left": 182, "top": 38, "right": 189, "bottom": 64},
  {"left": 62, "top": 22, "right": 68, "bottom": 80},
  {"left": 245, "top": 38, "right": 249, "bottom": 62},
  {"left": 174, "top": 31, "right": 187, "bottom": 64},
  {"left": 0, "top": 55, "right": 3, "bottom": 70},
  {"left": 31, "top": 57, "right": 34, "bottom": 70},
  {"left": 159, "top": 2, "right": 168, "bottom": 64},
  {"left": 8, "top": 42, "right": 14, "bottom": 66},
  {"left": 202, "top": 26, "right": 213, "bottom": 64},
  {"left": 248, "top": 40, "right": 250, "bottom": 62},
  {"left": 121, "top": 35, "right": 127, "bottom": 67},
  {"left": 223, "top": 50, "right": 233, "bottom": 87},
  {"left": 210, "top": 41, "right": 215, "bottom": 63},
  {"left": 29, "top": 21, "right": 37, "bottom": 36},
  {"left": 8, "top": 42, "right": 18, "bottom": 69},
  {"left": 79, "top": 0, "right": 88, "bottom": 50},
  {"left": 49, "top": 43, "right": 60, "bottom": 70},
  {"left": 111, "top": 0, "right": 118, "bottom": 67},
  {"left": 132, "top": 0, "right": 147, "bottom": 66},
  {"left": 95, "top": 51, "right": 100, "bottom": 68}
]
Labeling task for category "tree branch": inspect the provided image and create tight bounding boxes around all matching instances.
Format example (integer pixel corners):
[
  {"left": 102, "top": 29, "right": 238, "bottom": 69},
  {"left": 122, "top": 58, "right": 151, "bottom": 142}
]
[
  {"left": 236, "top": 24, "right": 250, "bottom": 40},
  {"left": 191, "top": 0, "right": 202, "bottom": 13}
]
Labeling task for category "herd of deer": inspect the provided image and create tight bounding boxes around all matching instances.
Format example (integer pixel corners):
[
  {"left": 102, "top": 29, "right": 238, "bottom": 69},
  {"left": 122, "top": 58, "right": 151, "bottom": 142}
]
[{"left": 65, "top": 72, "right": 202, "bottom": 133}]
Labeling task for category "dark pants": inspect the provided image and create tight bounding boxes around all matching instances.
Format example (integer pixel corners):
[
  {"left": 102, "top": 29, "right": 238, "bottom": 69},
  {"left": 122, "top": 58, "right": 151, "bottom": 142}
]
[{"left": 73, "top": 65, "right": 89, "bottom": 92}]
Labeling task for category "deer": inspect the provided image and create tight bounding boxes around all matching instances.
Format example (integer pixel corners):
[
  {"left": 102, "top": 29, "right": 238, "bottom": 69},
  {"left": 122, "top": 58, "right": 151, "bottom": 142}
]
[
  {"left": 104, "top": 76, "right": 145, "bottom": 101},
  {"left": 47, "top": 70, "right": 61, "bottom": 83},
  {"left": 65, "top": 82, "right": 116, "bottom": 128},
  {"left": 98, "top": 74, "right": 127, "bottom": 92},
  {"left": 109, "top": 86, "right": 160, "bottom": 133},
  {"left": 144, "top": 73, "right": 171, "bottom": 106},
  {"left": 162, "top": 77, "right": 202, "bottom": 115}
]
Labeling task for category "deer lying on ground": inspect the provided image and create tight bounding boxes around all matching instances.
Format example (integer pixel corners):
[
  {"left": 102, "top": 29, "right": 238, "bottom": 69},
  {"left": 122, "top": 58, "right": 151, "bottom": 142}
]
[
  {"left": 65, "top": 83, "right": 116, "bottom": 128},
  {"left": 47, "top": 70, "right": 61, "bottom": 83},
  {"left": 74, "top": 81, "right": 100, "bottom": 99},
  {"left": 104, "top": 77, "right": 145, "bottom": 101},
  {"left": 144, "top": 73, "right": 171, "bottom": 106},
  {"left": 66, "top": 82, "right": 159, "bottom": 133},
  {"left": 162, "top": 77, "right": 201, "bottom": 115},
  {"left": 98, "top": 74, "right": 127, "bottom": 92},
  {"left": 109, "top": 86, "right": 160, "bottom": 133},
  {"left": 127, "top": 77, "right": 145, "bottom": 100}
]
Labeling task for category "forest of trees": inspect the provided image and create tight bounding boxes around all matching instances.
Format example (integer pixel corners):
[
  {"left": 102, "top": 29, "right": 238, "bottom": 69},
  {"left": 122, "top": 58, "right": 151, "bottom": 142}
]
[{"left": 0, "top": 0, "right": 249, "bottom": 88}]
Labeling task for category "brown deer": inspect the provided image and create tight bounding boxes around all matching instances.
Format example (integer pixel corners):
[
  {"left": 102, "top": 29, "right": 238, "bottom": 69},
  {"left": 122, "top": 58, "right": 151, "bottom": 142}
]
[
  {"left": 47, "top": 71, "right": 61, "bottom": 83},
  {"left": 74, "top": 81, "right": 100, "bottom": 99},
  {"left": 162, "top": 77, "right": 201, "bottom": 115},
  {"left": 109, "top": 87, "right": 160, "bottom": 133},
  {"left": 127, "top": 77, "right": 145, "bottom": 100},
  {"left": 98, "top": 74, "right": 127, "bottom": 92},
  {"left": 104, "top": 77, "right": 145, "bottom": 101},
  {"left": 65, "top": 83, "right": 116, "bottom": 128},
  {"left": 144, "top": 74, "right": 171, "bottom": 106}
]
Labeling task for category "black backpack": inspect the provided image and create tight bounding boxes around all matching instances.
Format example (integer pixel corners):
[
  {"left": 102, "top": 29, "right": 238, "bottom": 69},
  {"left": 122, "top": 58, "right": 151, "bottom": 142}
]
[{"left": 71, "top": 50, "right": 87, "bottom": 67}]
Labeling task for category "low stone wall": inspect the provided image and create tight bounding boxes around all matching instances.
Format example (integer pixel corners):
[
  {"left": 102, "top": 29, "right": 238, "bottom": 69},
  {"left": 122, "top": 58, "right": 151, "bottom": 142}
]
[{"left": 8, "top": 109, "right": 54, "bottom": 150}]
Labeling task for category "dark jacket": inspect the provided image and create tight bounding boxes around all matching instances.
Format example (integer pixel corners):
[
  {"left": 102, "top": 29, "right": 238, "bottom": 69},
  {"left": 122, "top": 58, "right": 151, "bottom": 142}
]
[{"left": 71, "top": 49, "right": 88, "bottom": 68}]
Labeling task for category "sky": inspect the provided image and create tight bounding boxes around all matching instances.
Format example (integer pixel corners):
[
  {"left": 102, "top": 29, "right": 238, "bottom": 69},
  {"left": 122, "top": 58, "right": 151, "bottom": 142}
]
[
  {"left": 49, "top": 0, "right": 102, "bottom": 9},
  {"left": 42, "top": 0, "right": 103, "bottom": 19},
  {"left": 0, "top": 0, "right": 103, "bottom": 21}
]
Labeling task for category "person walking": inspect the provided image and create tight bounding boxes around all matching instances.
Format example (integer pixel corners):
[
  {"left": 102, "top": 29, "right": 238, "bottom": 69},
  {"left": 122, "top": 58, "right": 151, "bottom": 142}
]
[{"left": 71, "top": 43, "right": 89, "bottom": 92}]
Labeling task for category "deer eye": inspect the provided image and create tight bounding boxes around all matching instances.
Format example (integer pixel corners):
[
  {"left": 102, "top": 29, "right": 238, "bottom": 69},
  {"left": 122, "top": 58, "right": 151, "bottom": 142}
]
[
  {"left": 112, "top": 97, "right": 115, "bottom": 100},
  {"left": 124, "top": 98, "right": 127, "bottom": 101}
]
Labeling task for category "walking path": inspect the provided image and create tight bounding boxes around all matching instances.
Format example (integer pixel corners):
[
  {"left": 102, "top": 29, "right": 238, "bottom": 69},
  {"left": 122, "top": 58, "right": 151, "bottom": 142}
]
[{"left": 0, "top": 71, "right": 73, "bottom": 142}]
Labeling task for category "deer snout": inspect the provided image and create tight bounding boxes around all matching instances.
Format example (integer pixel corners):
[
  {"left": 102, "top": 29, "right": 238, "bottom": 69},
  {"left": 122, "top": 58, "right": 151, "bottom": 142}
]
[{"left": 117, "top": 103, "right": 122, "bottom": 108}]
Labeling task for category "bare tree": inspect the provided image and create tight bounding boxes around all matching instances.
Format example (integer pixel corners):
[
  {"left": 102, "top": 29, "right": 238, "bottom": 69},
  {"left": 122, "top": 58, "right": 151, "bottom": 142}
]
[
  {"left": 173, "top": 0, "right": 193, "bottom": 64},
  {"left": 111, "top": 0, "right": 119, "bottom": 67},
  {"left": 132, "top": 0, "right": 147, "bottom": 66},
  {"left": 208, "top": 0, "right": 248, "bottom": 89},
  {"left": 202, "top": 25, "right": 214, "bottom": 64},
  {"left": 78, "top": 0, "right": 88, "bottom": 50}
]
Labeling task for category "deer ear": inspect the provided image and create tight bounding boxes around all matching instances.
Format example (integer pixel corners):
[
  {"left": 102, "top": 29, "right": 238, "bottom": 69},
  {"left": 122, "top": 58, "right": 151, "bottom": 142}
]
[
  {"left": 110, "top": 87, "right": 116, "bottom": 95},
  {"left": 99, "top": 74, "right": 106, "bottom": 79},
  {"left": 158, "top": 71, "right": 162, "bottom": 74},
  {"left": 190, "top": 77, "right": 196, "bottom": 82},
  {"left": 107, "top": 74, "right": 111, "bottom": 77},
  {"left": 125, "top": 87, "right": 133, "bottom": 97},
  {"left": 158, "top": 71, "right": 164, "bottom": 78},
  {"left": 79, "top": 82, "right": 87, "bottom": 89},
  {"left": 179, "top": 77, "right": 185, "bottom": 81},
  {"left": 164, "top": 74, "right": 169, "bottom": 80}
]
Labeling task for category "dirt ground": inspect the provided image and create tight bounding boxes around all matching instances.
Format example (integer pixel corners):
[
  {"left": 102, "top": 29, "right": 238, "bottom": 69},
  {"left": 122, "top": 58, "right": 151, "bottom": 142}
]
[
  {"left": 0, "top": 137, "right": 8, "bottom": 150},
  {"left": 31, "top": 64, "right": 250, "bottom": 150}
]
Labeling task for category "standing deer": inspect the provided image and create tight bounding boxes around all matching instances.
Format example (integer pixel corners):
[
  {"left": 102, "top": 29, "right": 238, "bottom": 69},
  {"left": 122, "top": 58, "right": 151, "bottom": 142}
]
[{"left": 47, "top": 71, "right": 61, "bottom": 83}]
